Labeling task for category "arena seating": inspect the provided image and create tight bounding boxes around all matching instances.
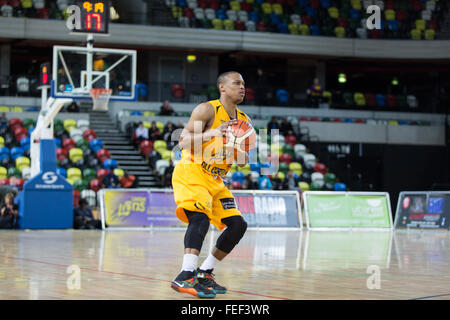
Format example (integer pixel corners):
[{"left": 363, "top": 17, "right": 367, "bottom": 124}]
[
  {"left": 126, "top": 117, "right": 347, "bottom": 192},
  {"left": 0, "top": 115, "right": 135, "bottom": 206},
  {"left": 163, "top": 0, "right": 445, "bottom": 39}
]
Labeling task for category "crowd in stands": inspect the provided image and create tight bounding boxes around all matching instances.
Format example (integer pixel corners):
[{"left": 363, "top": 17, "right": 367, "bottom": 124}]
[{"left": 167, "top": 0, "right": 446, "bottom": 40}]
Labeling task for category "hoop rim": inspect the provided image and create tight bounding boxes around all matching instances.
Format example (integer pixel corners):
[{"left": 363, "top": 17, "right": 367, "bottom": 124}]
[{"left": 90, "top": 88, "right": 113, "bottom": 99}]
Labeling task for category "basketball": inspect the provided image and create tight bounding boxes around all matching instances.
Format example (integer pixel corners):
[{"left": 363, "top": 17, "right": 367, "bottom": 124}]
[{"left": 224, "top": 119, "right": 257, "bottom": 153}]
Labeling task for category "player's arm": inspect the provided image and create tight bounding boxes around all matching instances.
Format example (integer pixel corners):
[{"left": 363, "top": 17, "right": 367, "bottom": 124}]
[{"left": 178, "top": 103, "right": 237, "bottom": 152}]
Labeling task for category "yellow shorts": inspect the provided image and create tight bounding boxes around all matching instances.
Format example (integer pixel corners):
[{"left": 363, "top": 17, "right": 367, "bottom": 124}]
[{"left": 172, "top": 162, "right": 241, "bottom": 231}]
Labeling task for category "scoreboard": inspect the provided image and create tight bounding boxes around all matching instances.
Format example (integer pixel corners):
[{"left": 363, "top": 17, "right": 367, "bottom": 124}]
[{"left": 72, "top": 0, "right": 110, "bottom": 34}]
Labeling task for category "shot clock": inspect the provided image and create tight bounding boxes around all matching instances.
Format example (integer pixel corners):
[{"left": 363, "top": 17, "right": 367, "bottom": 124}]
[{"left": 72, "top": 0, "right": 110, "bottom": 35}]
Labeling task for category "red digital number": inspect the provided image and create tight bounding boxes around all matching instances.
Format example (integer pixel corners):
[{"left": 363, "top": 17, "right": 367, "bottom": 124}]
[{"left": 86, "top": 13, "right": 102, "bottom": 31}]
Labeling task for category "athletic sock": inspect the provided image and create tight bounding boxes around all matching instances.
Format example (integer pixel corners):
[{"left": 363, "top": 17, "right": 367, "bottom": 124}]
[
  {"left": 199, "top": 253, "right": 219, "bottom": 272},
  {"left": 181, "top": 253, "right": 198, "bottom": 273}
]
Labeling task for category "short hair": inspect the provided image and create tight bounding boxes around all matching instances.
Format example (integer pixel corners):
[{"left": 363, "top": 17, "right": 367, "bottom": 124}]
[{"left": 217, "top": 71, "right": 241, "bottom": 88}]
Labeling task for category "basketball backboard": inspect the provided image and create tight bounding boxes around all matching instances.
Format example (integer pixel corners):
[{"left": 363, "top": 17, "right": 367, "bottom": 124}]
[{"left": 51, "top": 46, "right": 137, "bottom": 101}]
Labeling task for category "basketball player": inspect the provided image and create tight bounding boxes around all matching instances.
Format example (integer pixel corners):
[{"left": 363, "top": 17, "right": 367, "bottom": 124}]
[{"left": 171, "top": 71, "right": 251, "bottom": 298}]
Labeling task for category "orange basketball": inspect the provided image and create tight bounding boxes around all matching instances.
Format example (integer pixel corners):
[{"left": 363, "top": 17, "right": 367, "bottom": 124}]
[{"left": 224, "top": 120, "right": 257, "bottom": 152}]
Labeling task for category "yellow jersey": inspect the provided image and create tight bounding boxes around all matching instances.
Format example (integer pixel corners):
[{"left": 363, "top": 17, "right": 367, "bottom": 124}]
[{"left": 180, "top": 99, "right": 250, "bottom": 178}]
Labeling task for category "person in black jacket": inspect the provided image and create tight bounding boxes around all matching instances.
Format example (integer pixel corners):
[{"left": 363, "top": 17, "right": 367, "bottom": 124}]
[
  {"left": 74, "top": 198, "right": 101, "bottom": 229},
  {"left": 0, "top": 192, "right": 18, "bottom": 229}
]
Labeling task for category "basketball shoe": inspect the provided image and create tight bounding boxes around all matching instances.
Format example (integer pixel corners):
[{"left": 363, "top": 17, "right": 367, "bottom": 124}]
[
  {"left": 171, "top": 270, "right": 216, "bottom": 298},
  {"left": 195, "top": 268, "right": 227, "bottom": 294}
]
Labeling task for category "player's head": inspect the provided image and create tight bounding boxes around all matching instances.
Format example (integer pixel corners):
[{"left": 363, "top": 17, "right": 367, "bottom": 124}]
[{"left": 217, "top": 71, "right": 245, "bottom": 104}]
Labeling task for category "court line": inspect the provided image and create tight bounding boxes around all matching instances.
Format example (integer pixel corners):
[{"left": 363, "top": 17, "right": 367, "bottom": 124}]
[
  {"left": 0, "top": 255, "right": 292, "bottom": 300},
  {"left": 411, "top": 293, "right": 450, "bottom": 300}
]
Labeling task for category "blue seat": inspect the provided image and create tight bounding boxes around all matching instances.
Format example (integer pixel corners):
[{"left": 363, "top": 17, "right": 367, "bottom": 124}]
[
  {"left": 54, "top": 138, "right": 61, "bottom": 148},
  {"left": 20, "top": 137, "right": 30, "bottom": 151},
  {"left": 276, "top": 89, "right": 289, "bottom": 103},
  {"left": 89, "top": 139, "right": 103, "bottom": 153},
  {"left": 334, "top": 182, "right": 346, "bottom": 191},
  {"left": 310, "top": 25, "right": 320, "bottom": 35},
  {"left": 320, "top": 0, "right": 330, "bottom": 9},
  {"left": 388, "top": 20, "right": 398, "bottom": 31},
  {"left": 57, "top": 168, "right": 67, "bottom": 178},
  {"left": 297, "top": 0, "right": 308, "bottom": 7},
  {"left": 349, "top": 8, "right": 360, "bottom": 20},
  {"left": 0, "top": 147, "right": 10, "bottom": 162},
  {"left": 136, "top": 83, "right": 148, "bottom": 98},
  {"left": 250, "top": 162, "right": 261, "bottom": 173},
  {"left": 232, "top": 171, "right": 245, "bottom": 183},
  {"left": 103, "top": 158, "right": 118, "bottom": 170},
  {"left": 176, "top": 0, "right": 187, "bottom": 7},
  {"left": 278, "top": 23, "right": 288, "bottom": 33},
  {"left": 398, "top": 121, "right": 409, "bottom": 125},
  {"left": 376, "top": 94, "right": 386, "bottom": 107},
  {"left": 11, "top": 147, "right": 24, "bottom": 160},
  {"left": 270, "top": 13, "right": 281, "bottom": 25},
  {"left": 130, "top": 111, "right": 143, "bottom": 116},
  {"left": 343, "top": 118, "right": 354, "bottom": 123},
  {"left": 249, "top": 11, "right": 259, "bottom": 22},
  {"left": 216, "top": 9, "right": 226, "bottom": 20},
  {"left": 305, "top": 6, "right": 315, "bottom": 17},
  {"left": 256, "top": 0, "right": 265, "bottom": 4}
]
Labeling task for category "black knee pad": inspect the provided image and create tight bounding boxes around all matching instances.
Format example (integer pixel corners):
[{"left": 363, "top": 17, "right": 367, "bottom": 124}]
[
  {"left": 184, "top": 209, "right": 210, "bottom": 251},
  {"left": 216, "top": 215, "right": 248, "bottom": 254}
]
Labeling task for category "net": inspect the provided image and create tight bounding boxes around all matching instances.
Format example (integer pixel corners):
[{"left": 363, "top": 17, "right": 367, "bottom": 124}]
[{"left": 90, "top": 88, "right": 112, "bottom": 112}]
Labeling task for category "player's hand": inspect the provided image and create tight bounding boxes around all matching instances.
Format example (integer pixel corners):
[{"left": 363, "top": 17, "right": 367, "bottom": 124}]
[{"left": 216, "top": 119, "right": 239, "bottom": 136}]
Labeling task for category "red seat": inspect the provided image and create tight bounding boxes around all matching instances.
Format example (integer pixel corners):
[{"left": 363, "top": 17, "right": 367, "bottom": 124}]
[
  {"left": 396, "top": 10, "right": 407, "bottom": 21},
  {"left": 285, "top": 135, "right": 297, "bottom": 146},
  {"left": 354, "top": 119, "right": 365, "bottom": 124},
  {"left": 10, "top": 177, "right": 25, "bottom": 190},
  {"left": 89, "top": 178, "right": 101, "bottom": 192},
  {"left": 314, "top": 163, "right": 326, "bottom": 175},
  {"left": 9, "top": 118, "right": 22, "bottom": 131},
  {"left": 139, "top": 140, "right": 153, "bottom": 156},
  {"left": 171, "top": 84, "right": 185, "bottom": 98},
  {"left": 256, "top": 21, "right": 267, "bottom": 32},
  {"left": 386, "top": 94, "right": 397, "bottom": 107},
  {"left": 0, "top": 178, "right": 9, "bottom": 186},
  {"left": 412, "top": 0, "right": 422, "bottom": 12},
  {"left": 364, "top": 93, "right": 377, "bottom": 107},
  {"left": 14, "top": 127, "right": 28, "bottom": 141},
  {"left": 56, "top": 148, "right": 68, "bottom": 162},
  {"left": 210, "top": 0, "right": 219, "bottom": 10},
  {"left": 184, "top": 7, "right": 194, "bottom": 18},
  {"left": 9, "top": 0, "right": 20, "bottom": 8},
  {"left": 245, "top": 88, "right": 255, "bottom": 101},
  {"left": 235, "top": 20, "right": 246, "bottom": 31},
  {"left": 333, "top": 118, "right": 343, "bottom": 123},
  {"left": 83, "top": 129, "right": 96, "bottom": 140},
  {"left": 280, "top": 153, "right": 292, "bottom": 164},
  {"left": 37, "top": 8, "right": 50, "bottom": 19},
  {"left": 63, "top": 138, "right": 76, "bottom": 151},
  {"left": 385, "top": 0, "right": 395, "bottom": 10},
  {"left": 73, "top": 190, "right": 80, "bottom": 208},
  {"left": 310, "top": 117, "right": 320, "bottom": 122},
  {"left": 97, "top": 169, "right": 110, "bottom": 180},
  {"left": 337, "top": 17, "right": 348, "bottom": 28},
  {"left": 301, "top": 15, "right": 312, "bottom": 26},
  {"left": 231, "top": 181, "right": 242, "bottom": 189},
  {"left": 96, "top": 149, "right": 111, "bottom": 163},
  {"left": 241, "top": 2, "right": 252, "bottom": 11},
  {"left": 309, "top": 0, "right": 319, "bottom": 9}
]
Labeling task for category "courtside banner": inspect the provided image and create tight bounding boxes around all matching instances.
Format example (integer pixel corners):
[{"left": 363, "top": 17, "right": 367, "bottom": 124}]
[
  {"left": 232, "top": 190, "right": 302, "bottom": 228},
  {"left": 99, "top": 189, "right": 302, "bottom": 229},
  {"left": 99, "top": 189, "right": 183, "bottom": 229},
  {"left": 303, "top": 191, "right": 392, "bottom": 230},
  {"left": 394, "top": 191, "right": 450, "bottom": 230}
]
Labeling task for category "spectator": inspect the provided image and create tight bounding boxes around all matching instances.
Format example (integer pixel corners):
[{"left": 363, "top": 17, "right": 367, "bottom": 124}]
[
  {"left": 280, "top": 117, "right": 294, "bottom": 136},
  {"left": 100, "top": 170, "right": 120, "bottom": 189},
  {"left": 258, "top": 175, "right": 272, "bottom": 190},
  {"left": 148, "top": 149, "right": 162, "bottom": 172},
  {"left": 161, "top": 161, "right": 174, "bottom": 188},
  {"left": 283, "top": 170, "right": 299, "bottom": 191},
  {"left": 242, "top": 174, "right": 257, "bottom": 190},
  {"left": 0, "top": 112, "right": 7, "bottom": 128},
  {"left": 74, "top": 198, "right": 101, "bottom": 229},
  {"left": 120, "top": 170, "right": 137, "bottom": 188},
  {"left": 149, "top": 121, "right": 162, "bottom": 141},
  {"left": 176, "top": 120, "right": 185, "bottom": 130},
  {"left": 307, "top": 78, "right": 323, "bottom": 108},
  {"left": 255, "top": 68, "right": 269, "bottom": 106},
  {"left": 0, "top": 193, "right": 18, "bottom": 229},
  {"left": 160, "top": 100, "right": 174, "bottom": 116},
  {"left": 66, "top": 102, "right": 80, "bottom": 113},
  {"left": 135, "top": 122, "right": 149, "bottom": 145},
  {"left": 163, "top": 121, "right": 176, "bottom": 142},
  {"left": 271, "top": 172, "right": 284, "bottom": 190},
  {"left": 267, "top": 116, "right": 280, "bottom": 131}
]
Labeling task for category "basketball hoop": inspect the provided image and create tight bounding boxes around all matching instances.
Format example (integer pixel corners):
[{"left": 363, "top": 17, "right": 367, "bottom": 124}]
[{"left": 90, "top": 88, "right": 112, "bottom": 112}]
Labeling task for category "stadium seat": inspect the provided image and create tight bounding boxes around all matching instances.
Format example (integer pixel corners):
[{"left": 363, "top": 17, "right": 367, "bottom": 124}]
[
  {"left": 97, "top": 169, "right": 109, "bottom": 181},
  {"left": 114, "top": 168, "right": 125, "bottom": 179},
  {"left": 63, "top": 119, "right": 77, "bottom": 132},
  {"left": 69, "top": 148, "right": 83, "bottom": 163},
  {"left": 156, "top": 159, "right": 170, "bottom": 176},
  {"left": 11, "top": 147, "right": 24, "bottom": 161},
  {"left": 89, "top": 178, "right": 101, "bottom": 192},
  {"left": 90, "top": 139, "right": 103, "bottom": 153},
  {"left": 154, "top": 140, "right": 167, "bottom": 153},
  {"left": 314, "top": 162, "right": 326, "bottom": 175},
  {"left": 103, "top": 159, "right": 118, "bottom": 170},
  {"left": 376, "top": 94, "right": 386, "bottom": 107},
  {"left": 354, "top": 92, "right": 366, "bottom": 106},
  {"left": 96, "top": 149, "right": 111, "bottom": 164},
  {"left": 298, "top": 181, "right": 309, "bottom": 191},
  {"left": 63, "top": 138, "right": 76, "bottom": 151},
  {"left": 334, "top": 182, "right": 346, "bottom": 191},
  {"left": 407, "top": 95, "right": 418, "bottom": 108}
]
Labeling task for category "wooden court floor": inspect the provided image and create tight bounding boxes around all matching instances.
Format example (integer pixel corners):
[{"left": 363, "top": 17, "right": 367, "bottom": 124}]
[{"left": 0, "top": 229, "right": 449, "bottom": 300}]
